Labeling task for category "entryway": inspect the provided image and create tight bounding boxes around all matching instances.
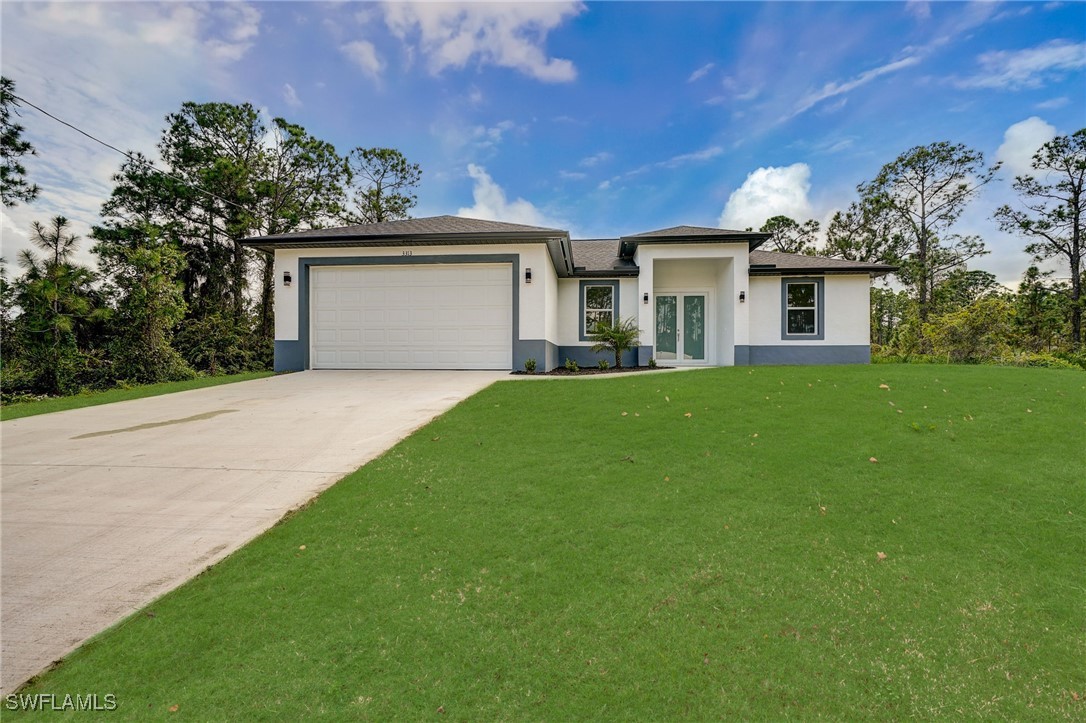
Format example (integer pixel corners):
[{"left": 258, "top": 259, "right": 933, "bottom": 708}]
[{"left": 655, "top": 293, "right": 710, "bottom": 363}]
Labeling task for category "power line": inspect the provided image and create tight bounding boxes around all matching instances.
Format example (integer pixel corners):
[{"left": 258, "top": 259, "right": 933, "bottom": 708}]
[{"left": 12, "top": 92, "right": 255, "bottom": 219}]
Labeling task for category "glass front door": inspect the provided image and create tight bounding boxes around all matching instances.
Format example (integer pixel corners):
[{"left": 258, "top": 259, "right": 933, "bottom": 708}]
[{"left": 655, "top": 294, "right": 706, "bottom": 363}]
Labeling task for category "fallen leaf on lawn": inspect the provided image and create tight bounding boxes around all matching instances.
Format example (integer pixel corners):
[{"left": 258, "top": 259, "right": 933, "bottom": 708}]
[
  {"left": 1026, "top": 408, "right": 1032, "bottom": 413},
  {"left": 634, "top": 412, "right": 640, "bottom": 417},
  {"left": 431, "top": 436, "right": 440, "bottom": 441},
  {"left": 1071, "top": 691, "right": 1080, "bottom": 701},
  {"left": 807, "top": 383, "right": 812, "bottom": 388},
  {"left": 752, "top": 433, "right": 759, "bottom": 438},
  {"left": 169, "top": 705, "right": 179, "bottom": 713},
  {"left": 621, "top": 411, "right": 628, "bottom": 416},
  {"left": 876, "top": 552, "right": 887, "bottom": 561},
  {"left": 664, "top": 476, "right": 670, "bottom": 482},
  {"left": 703, "top": 653, "right": 710, "bottom": 664},
  {"left": 888, "top": 401, "right": 895, "bottom": 406},
  {"left": 299, "top": 545, "right": 306, "bottom": 550},
  {"left": 665, "top": 395, "right": 670, "bottom": 402},
  {"left": 684, "top": 412, "right": 692, "bottom": 418},
  {"left": 897, "top": 409, "right": 903, "bottom": 414},
  {"left": 879, "top": 384, "right": 890, "bottom": 390},
  {"left": 437, "top": 706, "right": 445, "bottom": 714},
  {"left": 819, "top": 505, "right": 827, "bottom": 515},
  {"left": 869, "top": 457, "right": 878, "bottom": 463}
]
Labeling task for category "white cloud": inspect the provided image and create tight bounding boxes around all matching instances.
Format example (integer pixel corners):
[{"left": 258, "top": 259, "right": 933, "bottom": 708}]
[
  {"left": 997, "top": 117, "right": 1057, "bottom": 176},
  {"left": 792, "top": 56, "right": 920, "bottom": 117},
  {"left": 433, "top": 119, "right": 524, "bottom": 155},
  {"left": 687, "top": 62, "right": 715, "bottom": 83},
  {"left": 579, "top": 151, "right": 612, "bottom": 167},
  {"left": 905, "top": 1, "right": 932, "bottom": 20},
  {"left": 559, "top": 170, "right": 587, "bottom": 181},
  {"left": 340, "top": 40, "right": 385, "bottom": 80},
  {"left": 382, "top": 2, "right": 583, "bottom": 82},
  {"left": 661, "top": 146, "right": 723, "bottom": 168},
  {"left": 615, "top": 145, "right": 724, "bottom": 183},
  {"left": 458, "top": 164, "right": 557, "bottom": 227},
  {"left": 473, "top": 119, "right": 519, "bottom": 148},
  {"left": 204, "top": 3, "right": 261, "bottom": 62},
  {"left": 718, "top": 163, "right": 814, "bottom": 231},
  {"left": 282, "top": 83, "right": 302, "bottom": 109},
  {"left": 1035, "top": 96, "right": 1069, "bottom": 110},
  {"left": 962, "top": 40, "right": 1086, "bottom": 90},
  {"left": 0, "top": 3, "right": 263, "bottom": 268}
]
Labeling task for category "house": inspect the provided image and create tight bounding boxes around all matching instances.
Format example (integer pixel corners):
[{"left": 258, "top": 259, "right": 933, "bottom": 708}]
[{"left": 241, "top": 215, "right": 894, "bottom": 372}]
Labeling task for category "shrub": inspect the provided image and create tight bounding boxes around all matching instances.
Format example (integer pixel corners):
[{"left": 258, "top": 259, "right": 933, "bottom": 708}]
[
  {"left": 648, "top": 357, "right": 657, "bottom": 368},
  {"left": 524, "top": 358, "right": 537, "bottom": 374},
  {"left": 564, "top": 358, "right": 579, "bottom": 372},
  {"left": 588, "top": 316, "right": 641, "bottom": 369},
  {"left": 994, "top": 352, "right": 1078, "bottom": 369},
  {"left": 597, "top": 359, "right": 610, "bottom": 370},
  {"left": 923, "top": 298, "right": 1015, "bottom": 364},
  {"left": 174, "top": 314, "right": 257, "bottom": 375}
]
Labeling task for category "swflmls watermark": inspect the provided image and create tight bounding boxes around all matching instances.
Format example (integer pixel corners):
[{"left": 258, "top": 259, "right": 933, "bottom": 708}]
[{"left": 5, "top": 693, "right": 117, "bottom": 711}]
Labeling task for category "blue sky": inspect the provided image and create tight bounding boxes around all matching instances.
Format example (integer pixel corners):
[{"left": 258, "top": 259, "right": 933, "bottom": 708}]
[{"left": 2, "top": 1, "right": 1084, "bottom": 285}]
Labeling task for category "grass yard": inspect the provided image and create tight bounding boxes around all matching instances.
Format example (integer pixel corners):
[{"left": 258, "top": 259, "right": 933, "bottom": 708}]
[
  {"left": 0, "top": 372, "right": 276, "bottom": 421},
  {"left": 11, "top": 365, "right": 1085, "bottom": 719}
]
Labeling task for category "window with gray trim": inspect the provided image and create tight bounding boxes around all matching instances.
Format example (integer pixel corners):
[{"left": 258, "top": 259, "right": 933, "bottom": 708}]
[
  {"left": 786, "top": 282, "right": 817, "bottom": 334},
  {"left": 780, "top": 277, "right": 825, "bottom": 341},
  {"left": 584, "top": 284, "right": 614, "bottom": 333}
]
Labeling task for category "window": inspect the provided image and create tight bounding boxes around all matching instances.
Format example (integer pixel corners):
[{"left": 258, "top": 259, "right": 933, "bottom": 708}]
[
  {"left": 779, "top": 278, "right": 824, "bottom": 340},
  {"left": 786, "top": 281, "right": 817, "bottom": 335},
  {"left": 583, "top": 284, "right": 614, "bottom": 334}
]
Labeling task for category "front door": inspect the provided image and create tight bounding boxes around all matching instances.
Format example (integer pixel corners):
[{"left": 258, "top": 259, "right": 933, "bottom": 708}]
[{"left": 655, "top": 294, "right": 707, "bottom": 363}]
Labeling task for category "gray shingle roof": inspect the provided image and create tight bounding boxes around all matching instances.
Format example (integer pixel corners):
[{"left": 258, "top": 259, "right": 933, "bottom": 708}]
[
  {"left": 570, "top": 239, "right": 626, "bottom": 273},
  {"left": 749, "top": 250, "right": 896, "bottom": 275},
  {"left": 624, "top": 225, "right": 757, "bottom": 238},
  {"left": 245, "top": 215, "right": 566, "bottom": 243}
]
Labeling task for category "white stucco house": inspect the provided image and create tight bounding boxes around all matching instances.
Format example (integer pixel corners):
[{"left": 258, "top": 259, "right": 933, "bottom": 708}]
[{"left": 242, "top": 215, "right": 894, "bottom": 372}]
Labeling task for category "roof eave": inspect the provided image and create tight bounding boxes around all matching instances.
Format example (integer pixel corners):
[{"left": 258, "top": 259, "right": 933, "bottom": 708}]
[
  {"left": 748, "top": 265, "right": 898, "bottom": 277},
  {"left": 571, "top": 268, "right": 640, "bottom": 278},
  {"left": 619, "top": 234, "right": 769, "bottom": 258},
  {"left": 241, "top": 229, "right": 565, "bottom": 246}
]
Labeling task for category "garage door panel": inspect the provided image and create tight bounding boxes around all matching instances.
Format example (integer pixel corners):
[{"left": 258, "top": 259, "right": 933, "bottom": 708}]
[{"left": 311, "top": 264, "right": 512, "bottom": 370}]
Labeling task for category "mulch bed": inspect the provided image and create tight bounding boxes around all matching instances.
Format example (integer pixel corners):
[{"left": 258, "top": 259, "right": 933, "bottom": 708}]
[{"left": 512, "top": 365, "right": 671, "bottom": 377}]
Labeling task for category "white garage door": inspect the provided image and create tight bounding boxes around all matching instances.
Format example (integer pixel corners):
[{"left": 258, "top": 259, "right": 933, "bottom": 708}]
[{"left": 310, "top": 264, "right": 513, "bottom": 370}]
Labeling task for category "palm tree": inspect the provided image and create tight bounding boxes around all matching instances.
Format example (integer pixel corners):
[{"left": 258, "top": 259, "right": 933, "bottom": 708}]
[{"left": 588, "top": 316, "right": 641, "bottom": 369}]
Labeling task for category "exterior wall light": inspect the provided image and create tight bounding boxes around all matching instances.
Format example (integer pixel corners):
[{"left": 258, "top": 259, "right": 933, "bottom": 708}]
[
  {"left": 283, "top": 270, "right": 292, "bottom": 287},
  {"left": 739, "top": 291, "right": 746, "bottom": 303},
  {"left": 643, "top": 292, "right": 649, "bottom": 304},
  {"left": 525, "top": 267, "right": 532, "bottom": 284}
]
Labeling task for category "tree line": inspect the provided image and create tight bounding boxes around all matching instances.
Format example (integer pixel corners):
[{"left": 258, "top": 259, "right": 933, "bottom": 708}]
[
  {"left": 1, "top": 72, "right": 1083, "bottom": 401},
  {"left": 1, "top": 76, "right": 422, "bottom": 399},
  {"left": 758, "top": 133, "right": 1085, "bottom": 368}
]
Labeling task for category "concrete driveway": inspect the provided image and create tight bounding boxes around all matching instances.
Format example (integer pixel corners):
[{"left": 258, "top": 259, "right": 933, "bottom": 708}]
[{"left": 0, "top": 370, "right": 504, "bottom": 693}]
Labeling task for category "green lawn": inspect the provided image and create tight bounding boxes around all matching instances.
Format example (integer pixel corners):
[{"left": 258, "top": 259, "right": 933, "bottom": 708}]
[
  {"left": 0, "top": 372, "right": 276, "bottom": 421},
  {"left": 11, "top": 365, "right": 1085, "bottom": 719}
]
